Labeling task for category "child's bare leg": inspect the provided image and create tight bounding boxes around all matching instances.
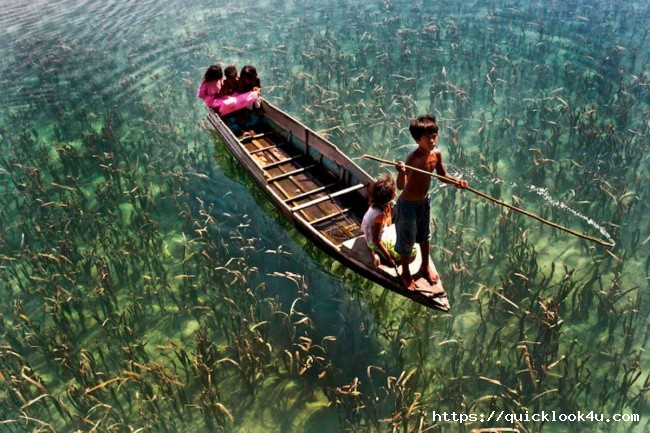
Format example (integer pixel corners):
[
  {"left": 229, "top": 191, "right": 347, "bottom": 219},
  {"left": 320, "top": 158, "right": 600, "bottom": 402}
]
[
  {"left": 418, "top": 241, "right": 439, "bottom": 284},
  {"left": 372, "top": 252, "right": 381, "bottom": 267},
  {"left": 400, "top": 254, "right": 417, "bottom": 290}
]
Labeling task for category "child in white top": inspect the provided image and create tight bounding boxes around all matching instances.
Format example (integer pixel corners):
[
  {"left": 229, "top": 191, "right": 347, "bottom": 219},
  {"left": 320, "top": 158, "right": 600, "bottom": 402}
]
[{"left": 361, "top": 175, "right": 399, "bottom": 268}]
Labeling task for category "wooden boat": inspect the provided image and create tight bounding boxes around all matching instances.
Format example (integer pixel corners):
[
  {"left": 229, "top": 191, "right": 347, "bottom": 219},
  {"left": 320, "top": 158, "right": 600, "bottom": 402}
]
[{"left": 207, "top": 100, "right": 450, "bottom": 312}]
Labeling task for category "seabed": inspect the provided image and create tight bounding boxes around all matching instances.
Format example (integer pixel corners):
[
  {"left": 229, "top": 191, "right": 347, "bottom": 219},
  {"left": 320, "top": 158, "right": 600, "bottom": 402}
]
[{"left": 0, "top": 0, "right": 648, "bottom": 432}]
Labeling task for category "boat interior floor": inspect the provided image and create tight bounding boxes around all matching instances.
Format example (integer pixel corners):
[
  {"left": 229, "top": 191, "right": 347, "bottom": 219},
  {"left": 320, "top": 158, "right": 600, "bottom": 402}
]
[{"left": 240, "top": 126, "right": 367, "bottom": 245}]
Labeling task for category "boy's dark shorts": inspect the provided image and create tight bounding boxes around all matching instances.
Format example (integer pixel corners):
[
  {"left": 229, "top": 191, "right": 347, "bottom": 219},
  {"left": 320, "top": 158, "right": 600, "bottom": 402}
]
[{"left": 394, "top": 195, "right": 431, "bottom": 256}]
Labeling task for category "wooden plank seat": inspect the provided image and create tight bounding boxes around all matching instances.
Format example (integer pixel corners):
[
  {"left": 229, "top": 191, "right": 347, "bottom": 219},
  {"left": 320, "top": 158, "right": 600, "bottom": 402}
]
[
  {"left": 250, "top": 144, "right": 281, "bottom": 154},
  {"left": 239, "top": 131, "right": 275, "bottom": 144},
  {"left": 307, "top": 207, "right": 354, "bottom": 225},
  {"left": 266, "top": 166, "right": 315, "bottom": 183},
  {"left": 290, "top": 183, "right": 365, "bottom": 212},
  {"left": 262, "top": 155, "right": 304, "bottom": 170},
  {"left": 283, "top": 182, "right": 338, "bottom": 203},
  {"left": 244, "top": 137, "right": 279, "bottom": 153},
  {"left": 271, "top": 171, "right": 332, "bottom": 201},
  {"left": 294, "top": 185, "right": 356, "bottom": 223},
  {"left": 252, "top": 146, "right": 292, "bottom": 164},
  {"left": 248, "top": 139, "right": 307, "bottom": 176}
]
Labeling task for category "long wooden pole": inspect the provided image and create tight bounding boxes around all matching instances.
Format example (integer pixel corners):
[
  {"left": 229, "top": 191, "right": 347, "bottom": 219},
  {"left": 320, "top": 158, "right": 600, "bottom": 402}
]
[{"left": 361, "top": 154, "right": 614, "bottom": 248}]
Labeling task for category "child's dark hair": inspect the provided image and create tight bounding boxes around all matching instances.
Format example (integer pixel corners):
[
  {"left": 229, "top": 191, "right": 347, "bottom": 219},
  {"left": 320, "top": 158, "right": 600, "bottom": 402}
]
[
  {"left": 369, "top": 175, "right": 396, "bottom": 207},
  {"left": 203, "top": 64, "right": 223, "bottom": 82},
  {"left": 240, "top": 65, "right": 258, "bottom": 81},
  {"left": 409, "top": 114, "right": 438, "bottom": 141},
  {"left": 224, "top": 65, "right": 238, "bottom": 79}
]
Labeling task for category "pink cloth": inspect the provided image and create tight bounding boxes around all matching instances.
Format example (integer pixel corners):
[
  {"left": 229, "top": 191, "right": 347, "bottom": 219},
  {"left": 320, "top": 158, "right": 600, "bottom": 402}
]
[
  {"left": 212, "top": 90, "right": 260, "bottom": 116},
  {"left": 197, "top": 79, "right": 223, "bottom": 108}
]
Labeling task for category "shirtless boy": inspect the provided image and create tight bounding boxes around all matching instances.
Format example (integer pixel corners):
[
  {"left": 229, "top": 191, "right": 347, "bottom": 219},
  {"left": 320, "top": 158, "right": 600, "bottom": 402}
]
[{"left": 395, "top": 114, "right": 468, "bottom": 290}]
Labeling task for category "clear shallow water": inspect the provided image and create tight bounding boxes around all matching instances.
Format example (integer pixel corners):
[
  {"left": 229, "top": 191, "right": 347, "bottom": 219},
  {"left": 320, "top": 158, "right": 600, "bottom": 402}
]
[{"left": 0, "top": 0, "right": 648, "bottom": 432}]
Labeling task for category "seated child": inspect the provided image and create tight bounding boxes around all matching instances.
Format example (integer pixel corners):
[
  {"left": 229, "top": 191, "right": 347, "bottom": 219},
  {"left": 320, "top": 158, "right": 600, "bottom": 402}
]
[
  {"left": 221, "top": 65, "right": 263, "bottom": 135},
  {"left": 238, "top": 65, "right": 262, "bottom": 93},
  {"left": 218, "top": 65, "right": 239, "bottom": 97},
  {"left": 197, "top": 64, "right": 223, "bottom": 108},
  {"left": 361, "top": 175, "right": 402, "bottom": 268}
]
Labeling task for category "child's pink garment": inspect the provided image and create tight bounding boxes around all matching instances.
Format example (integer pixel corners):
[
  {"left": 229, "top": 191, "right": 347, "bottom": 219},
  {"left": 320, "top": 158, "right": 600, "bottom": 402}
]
[
  {"left": 197, "top": 79, "right": 223, "bottom": 108},
  {"left": 213, "top": 90, "right": 260, "bottom": 116}
]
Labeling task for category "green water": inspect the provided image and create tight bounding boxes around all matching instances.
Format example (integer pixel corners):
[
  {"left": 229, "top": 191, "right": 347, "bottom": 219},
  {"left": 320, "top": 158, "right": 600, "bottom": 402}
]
[{"left": 0, "top": 0, "right": 648, "bottom": 432}]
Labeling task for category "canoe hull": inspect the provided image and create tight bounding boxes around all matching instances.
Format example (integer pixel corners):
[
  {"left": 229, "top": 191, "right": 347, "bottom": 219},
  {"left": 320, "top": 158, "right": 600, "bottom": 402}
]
[{"left": 207, "top": 100, "right": 450, "bottom": 312}]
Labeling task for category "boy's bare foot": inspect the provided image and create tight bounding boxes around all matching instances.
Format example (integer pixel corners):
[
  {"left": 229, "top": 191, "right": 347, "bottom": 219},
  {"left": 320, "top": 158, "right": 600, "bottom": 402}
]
[
  {"left": 400, "top": 274, "right": 419, "bottom": 291},
  {"left": 417, "top": 266, "right": 439, "bottom": 285}
]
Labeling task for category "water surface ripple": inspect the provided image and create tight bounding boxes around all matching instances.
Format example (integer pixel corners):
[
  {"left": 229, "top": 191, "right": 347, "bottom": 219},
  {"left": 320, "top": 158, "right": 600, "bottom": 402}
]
[{"left": 0, "top": 1, "right": 648, "bottom": 432}]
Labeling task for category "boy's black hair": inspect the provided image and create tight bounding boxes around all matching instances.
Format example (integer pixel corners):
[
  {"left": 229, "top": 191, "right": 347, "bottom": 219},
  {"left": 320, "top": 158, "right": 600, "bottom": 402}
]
[
  {"left": 224, "top": 65, "right": 238, "bottom": 79},
  {"left": 409, "top": 114, "right": 438, "bottom": 141},
  {"left": 369, "top": 175, "right": 396, "bottom": 207},
  {"left": 203, "top": 64, "right": 223, "bottom": 82},
  {"left": 240, "top": 65, "right": 258, "bottom": 80}
]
